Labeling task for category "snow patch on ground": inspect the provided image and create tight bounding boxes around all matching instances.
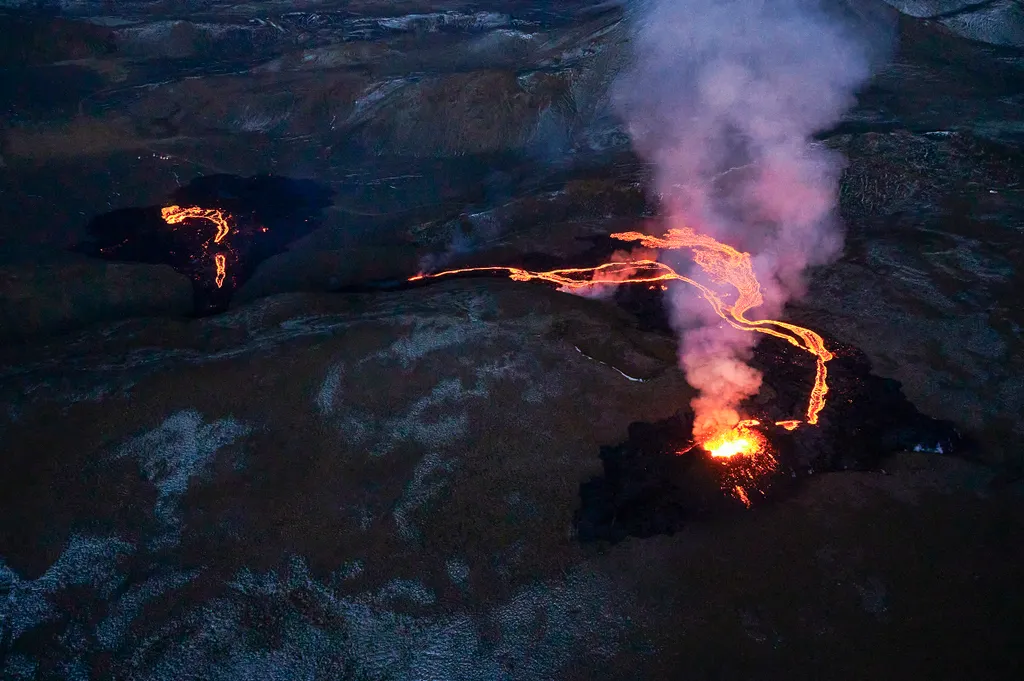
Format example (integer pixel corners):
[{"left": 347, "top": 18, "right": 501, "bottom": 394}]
[
  {"left": 374, "top": 578, "right": 436, "bottom": 606},
  {"left": 115, "top": 410, "right": 251, "bottom": 532},
  {"left": 321, "top": 375, "right": 478, "bottom": 457},
  {"left": 315, "top": 362, "right": 343, "bottom": 415},
  {"left": 388, "top": 319, "right": 482, "bottom": 366},
  {"left": 135, "top": 557, "right": 624, "bottom": 681},
  {"left": 393, "top": 452, "right": 456, "bottom": 543},
  {"left": 1, "top": 535, "right": 132, "bottom": 645},
  {"left": 95, "top": 569, "right": 202, "bottom": 649},
  {"left": 446, "top": 558, "right": 470, "bottom": 586},
  {"left": 346, "top": 78, "right": 411, "bottom": 125}
]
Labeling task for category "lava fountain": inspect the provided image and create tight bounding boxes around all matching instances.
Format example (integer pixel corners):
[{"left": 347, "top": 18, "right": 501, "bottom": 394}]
[
  {"left": 703, "top": 419, "right": 766, "bottom": 459},
  {"left": 700, "top": 419, "right": 776, "bottom": 507}
]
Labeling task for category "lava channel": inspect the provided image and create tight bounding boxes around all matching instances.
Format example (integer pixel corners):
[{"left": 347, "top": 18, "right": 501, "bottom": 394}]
[
  {"left": 411, "top": 224, "right": 834, "bottom": 505},
  {"left": 161, "top": 205, "right": 234, "bottom": 288}
]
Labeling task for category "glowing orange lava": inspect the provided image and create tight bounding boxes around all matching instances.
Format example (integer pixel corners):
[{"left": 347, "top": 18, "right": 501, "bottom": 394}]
[
  {"left": 703, "top": 419, "right": 766, "bottom": 459},
  {"left": 410, "top": 225, "right": 833, "bottom": 439},
  {"left": 734, "top": 485, "right": 752, "bottom": 508},
  {"left": 702, "top": 420, "right": 780, "bottom": 507},
  {"left": 610, "top": 227, "right": 833, "bottom": 426},
  {"left": 214, "top": 253, "right": 227, "bottom": 288},
  {"left": 412, "top": 224, "right": 833, "bottom": 508},
  {"left": 161, "top": 205, "right": 234, "bottom": 288}
]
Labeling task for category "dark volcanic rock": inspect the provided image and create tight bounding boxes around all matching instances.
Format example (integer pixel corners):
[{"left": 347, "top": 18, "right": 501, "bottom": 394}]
[
  {"left": 0, "top": 1, "right": 629, "bottom": 249},
  {"left": 0, "top": 247, "right": 192, "bottom": 344},
  {"left": 575, "top": 333, "right": 964, "bottom": 543},
  {"left": 81, "top": 174, "right": 333, "bottom": 314},
  {"left": 752, "top": 338, "right": 964, "bottom": 470},
  {"left": 806, "top": 129, "right": 1024, "bottom": 464},
  {"left": 830, "top": 130, "right": 1024, "bottom": 220},
  {"left": 1, "top": 1, "right": 1023, "bottom": 677},
  {"left": 232, "top": 244, "right": 423, "bottom": 303},
  {"left": 881, "top": 0, "right": 1024, "bottom": 46},
  {"left": 0, "top": 12, "right": 114, "bottom": 65},
  {"left": 0, "top": 280, "right": 689, "bottom": 677},
  {"left": 0, "top": 280, "right": 1018, "bottom": 679},
  {"left": 235, "top": 160, "right": 654, "bottom": 302}
]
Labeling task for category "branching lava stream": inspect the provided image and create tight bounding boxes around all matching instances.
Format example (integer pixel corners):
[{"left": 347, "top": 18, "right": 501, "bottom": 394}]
[
  {"left": 411, "top": 225, "right": 835, "bottom": 505},
  {"left": 161, "top": 205, "right": 234, "bottom": 288}
]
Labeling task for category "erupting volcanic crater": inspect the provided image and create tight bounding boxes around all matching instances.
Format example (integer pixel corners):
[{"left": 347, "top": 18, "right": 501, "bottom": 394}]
[
  {"left": 408, "top": 225, "right": 966, "bottom": 542},
  {"left": 85, "top": 185, "right": 967, "bottom": 539},
  {"left": 574, "top": 334, "right": 963, "bottom": 543}
]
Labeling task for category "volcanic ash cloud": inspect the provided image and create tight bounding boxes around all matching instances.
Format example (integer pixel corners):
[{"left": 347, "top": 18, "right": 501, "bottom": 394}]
[{"left": 612, "top": 0, "right": 890, "bottom": 439}]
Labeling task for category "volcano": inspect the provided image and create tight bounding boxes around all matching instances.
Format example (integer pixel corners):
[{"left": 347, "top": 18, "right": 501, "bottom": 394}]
[
  {"left": 574, "top": 334, "right": 964, "bottom": 543},
  {"left": 408, "top": 225, "right": 965, "bottom": 542}
]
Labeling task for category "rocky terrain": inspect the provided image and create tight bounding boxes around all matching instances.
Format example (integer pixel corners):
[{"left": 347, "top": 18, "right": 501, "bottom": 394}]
[
  {"left": 2, "top": 0, "right": 1023, "bottom": 678},
  {"left": 2, "top": 280, "right": 1021, "bottom": 679}
]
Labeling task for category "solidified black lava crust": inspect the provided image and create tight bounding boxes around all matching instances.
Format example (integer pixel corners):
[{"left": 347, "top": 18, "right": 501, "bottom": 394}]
[
  {"left": 80, "top": 174, "right": 332, "bottom": 314},
  {"left": 575, "top": 335, "right": 964, "bottom": 543}
]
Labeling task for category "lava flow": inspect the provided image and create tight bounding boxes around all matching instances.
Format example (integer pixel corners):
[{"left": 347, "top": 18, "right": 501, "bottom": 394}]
[
  {"left": 411, "top": 225, "right": 833, "bottom": 427},
  {"left": 611, "top": 227, "right": 834, "bottom": 427},
  {"left": 161, "top": 205, "right": 234, "bottom": 288},
  {"left": 412, "top": 224, "right": 835, "bottom": 508}
]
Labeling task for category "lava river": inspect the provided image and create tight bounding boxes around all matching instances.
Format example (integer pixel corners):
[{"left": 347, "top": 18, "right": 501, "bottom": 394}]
[{"left": 411, "top": 224, "right": 835, "bottom": 503}]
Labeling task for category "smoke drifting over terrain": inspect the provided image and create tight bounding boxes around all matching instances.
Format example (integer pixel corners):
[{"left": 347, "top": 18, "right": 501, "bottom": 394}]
[{"left": 612, "top": 0, "right": 890, "bottom": 437}]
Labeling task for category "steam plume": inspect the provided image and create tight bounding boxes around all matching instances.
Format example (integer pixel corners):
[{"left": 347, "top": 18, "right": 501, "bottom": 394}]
[{"left": 612, "top": 0, "right": 890, "bottom": 438}]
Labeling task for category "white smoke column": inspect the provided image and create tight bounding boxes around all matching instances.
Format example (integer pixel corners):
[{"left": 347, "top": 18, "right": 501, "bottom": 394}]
[{"left": 612, "top": 0, "right": 889, "bottom": 439}]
